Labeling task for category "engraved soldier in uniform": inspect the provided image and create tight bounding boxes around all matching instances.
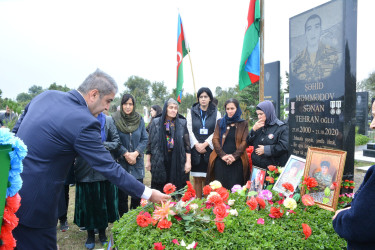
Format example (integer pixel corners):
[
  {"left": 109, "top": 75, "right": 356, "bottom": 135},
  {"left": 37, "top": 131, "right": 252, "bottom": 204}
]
[{"left": 291, "top": 14, "right": 339, "bottom": 82}]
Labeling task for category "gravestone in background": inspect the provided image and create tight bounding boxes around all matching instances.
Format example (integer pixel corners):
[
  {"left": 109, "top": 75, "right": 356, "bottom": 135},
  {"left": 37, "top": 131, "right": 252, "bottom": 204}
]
[
  {"left": 355, "top": 92, "right": 368, "bottom": 135},
  {"left": 288, "top": 0, "right": 357, "bottom": 178},
  {"left": 264, "top": 61, "right": 280, "bottom": 119}
]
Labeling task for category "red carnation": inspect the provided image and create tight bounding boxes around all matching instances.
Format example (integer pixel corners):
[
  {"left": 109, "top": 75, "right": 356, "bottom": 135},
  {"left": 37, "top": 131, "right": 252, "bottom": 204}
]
[
  {"left": 268, "top": 165, "right": 277, "bottom": 172},
  {"left": 0, "top": 226, "right": 16, "bottom": 249},
  {"left": 246, "top": 197, "right": 258, "bottom": 210},
  {"left": 2, "top": 207, "right": 19, "bottom": 231},
  {"left": 265, "top": 176, "right": 274, "bottom": 184},
  {"left": 181, "top": 191, "right": 194, "bottom": 202},
  {"left": 163, "top": 183, "right": 176, "bottom": 194},
  {"left": 213, "top": 203, "right": 229, "bottom": 218},
  {"left": 216, "top": 187, "right": 229, "bottom": 202},
  {"left": 302, "top": 223, "right": 312, "bottom": 239},
  {"left": 136, "top": 211, "right": 151, "bottom": 227},
  {"left": 255, "top": 197, "right": 266, "bottom": 209},
  {"left": 270, "top": 207, "right": 284, "bottom": 218},
  {"left": 302, "top": 177, "right": 318, "bottom": 190},
  {"left": 203, "top": 185, "right": 212, "bottom": 195},
  {"left": 157, "top": 219, "right": 172, "bottom": 229},
  {"left": 282, "top": 182, "right": 294, "bottom": 193},
  {"left": 154, "top": 242, "right": 166, "bottom": 250},
  {"left": 5, "top": 193, "right": 21, "bottom": 213}
]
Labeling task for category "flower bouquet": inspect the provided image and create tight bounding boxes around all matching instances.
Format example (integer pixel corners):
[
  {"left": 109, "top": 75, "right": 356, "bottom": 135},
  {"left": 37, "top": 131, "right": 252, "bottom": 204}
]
[{"left": 112, "top": 176, "right": 346, "bottom": 249}]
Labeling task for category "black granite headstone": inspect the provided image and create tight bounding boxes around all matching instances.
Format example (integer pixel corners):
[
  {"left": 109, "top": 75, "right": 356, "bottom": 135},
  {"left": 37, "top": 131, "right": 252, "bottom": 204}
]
[
  {"left": 355, "top": 92, "right": 368, "bottom": 135},
  {"left": 264, "top": 61, "right": 280, "bottom": 119},
  {"left": 289, "top": 0, "right": 357, "bottom": 177}
]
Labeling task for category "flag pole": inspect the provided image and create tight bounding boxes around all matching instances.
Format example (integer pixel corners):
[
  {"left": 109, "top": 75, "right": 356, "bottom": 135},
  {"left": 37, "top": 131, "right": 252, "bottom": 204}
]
[
  {"left": 187, "top": 50, "right": 197, "bottom": 96},
  {"left": 259, "top": 0, "right": 264, "bottom": 102}
]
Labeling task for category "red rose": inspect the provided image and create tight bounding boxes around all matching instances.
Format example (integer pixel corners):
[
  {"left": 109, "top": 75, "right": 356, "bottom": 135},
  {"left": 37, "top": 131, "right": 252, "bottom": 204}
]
[
  {"left": 344, "top": 186, "right": 349, "bottom": 189},
  {"left": 213, "top": 203, "right": 229, "bottom": 218},
  {"left": 154, "top": 242, "right": 166, "bottom": 250},
  {"left": 282, "top": 182, "right": 295, "bottom": 193},
  {"left": 345, "top": 179, "right": 349, "bottom": 182},
  {"left": 215, "top": 219, "right": 225, "bottom": 233},
  {"left": 268, "top": 165, "right": 277, "bottom": 172},
  {"left": 216, "top": 187, "right": 229, "bottom": 202},
  {"left": 208, "top": 194, "right": 223, "bottom": 205},
  {"left": 174, "top": 215, "right": 182, "bottom": 221},
  {"left": 302, "top": 223, "right": 312, "bottom": 239},
  {"left": 246, "top": 180, "right": 252, "bottom": 189},
  {"left": 266, "top": 176, "right": 274, "bottom": 184},
  {"left": 350, "top": 186, "right": 355, "bottom": 189},
  {"left": 246, "top": 197, "right": 258, "bottom": 210},
  {"left": 270, "top": 207, "right": 284, "bottom": 218},
  {"left": 349, "top": 180, "right": 354, "bottom": 183},
  {"left": 256, "top": 197, "right": 266, "bottom": 209},
  {"left": 157, "top": 219, "right": 172, "bottom": 229},
  {"left": 203, "top": 185, "right": 212, "bottom": 195}
]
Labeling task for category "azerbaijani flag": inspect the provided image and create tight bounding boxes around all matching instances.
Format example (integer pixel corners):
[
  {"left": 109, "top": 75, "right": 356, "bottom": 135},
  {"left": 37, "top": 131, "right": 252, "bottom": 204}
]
[
  {"left": 239, "top": 0, "right": 260, "bottom": 90},
  {"left": 176, "top": 13, "right": 189, "bottom": 103}
]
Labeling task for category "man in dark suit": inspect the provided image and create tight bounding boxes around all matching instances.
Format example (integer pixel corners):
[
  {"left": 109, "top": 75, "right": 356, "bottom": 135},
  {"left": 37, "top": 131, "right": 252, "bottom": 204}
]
[{"left": 12, "top": 69, "right": 170, "bottom": 249}]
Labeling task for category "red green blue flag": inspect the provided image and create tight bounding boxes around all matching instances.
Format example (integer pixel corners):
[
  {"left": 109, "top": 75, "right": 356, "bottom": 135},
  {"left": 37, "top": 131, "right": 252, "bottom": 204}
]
[
  {"left": 176, "top": 13, "right": 189, "bottom": 103},
  {"left": 239, "top": 0, "right": 260, "bottom": 90}
]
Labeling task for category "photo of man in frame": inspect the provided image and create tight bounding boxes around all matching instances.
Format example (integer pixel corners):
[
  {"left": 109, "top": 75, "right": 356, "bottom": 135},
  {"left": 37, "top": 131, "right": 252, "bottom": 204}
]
[{"left": 309, "top": 156, "right": 338, "bottom": 205}]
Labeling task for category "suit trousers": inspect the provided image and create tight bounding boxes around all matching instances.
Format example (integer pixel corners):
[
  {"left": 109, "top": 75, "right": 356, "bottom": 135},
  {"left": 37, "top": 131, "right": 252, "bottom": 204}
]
[{"left": 14, "top": 223, "right": 57, "bottom": 250}]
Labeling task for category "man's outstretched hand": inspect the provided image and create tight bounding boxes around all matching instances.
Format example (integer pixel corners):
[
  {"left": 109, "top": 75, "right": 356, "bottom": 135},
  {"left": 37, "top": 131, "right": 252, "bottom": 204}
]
[{"left": 149, "top": 189, "right": 171, "bottom": 203}]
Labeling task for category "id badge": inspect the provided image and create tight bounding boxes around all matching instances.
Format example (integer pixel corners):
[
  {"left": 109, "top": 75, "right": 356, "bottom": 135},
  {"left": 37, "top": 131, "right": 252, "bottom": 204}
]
[{"left": 200, "top": 128, "right": 208, "bottom": 135}]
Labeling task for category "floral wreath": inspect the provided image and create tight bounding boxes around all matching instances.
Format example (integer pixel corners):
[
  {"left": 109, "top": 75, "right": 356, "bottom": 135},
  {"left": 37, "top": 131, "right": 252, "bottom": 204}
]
[{"left": 0, "top": 128, "right": 27, "bottom": 249}]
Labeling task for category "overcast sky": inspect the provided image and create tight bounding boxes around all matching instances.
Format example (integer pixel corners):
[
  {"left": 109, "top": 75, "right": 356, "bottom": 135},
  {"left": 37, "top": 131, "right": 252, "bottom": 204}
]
[{"left": 0, "top": 0, "right": 374, "bottom": 100}]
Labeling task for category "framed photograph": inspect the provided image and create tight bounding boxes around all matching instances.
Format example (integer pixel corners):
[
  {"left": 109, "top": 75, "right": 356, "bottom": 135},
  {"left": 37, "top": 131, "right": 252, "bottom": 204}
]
[
  {"left": 249, "top": 167, "right": 266, "bottom": 194},
  {"left": 273, "top": 155, "right": 306, "bottom": 196},
  {"left": 301, "top": 147, "right": 347, "bottom": 211}
]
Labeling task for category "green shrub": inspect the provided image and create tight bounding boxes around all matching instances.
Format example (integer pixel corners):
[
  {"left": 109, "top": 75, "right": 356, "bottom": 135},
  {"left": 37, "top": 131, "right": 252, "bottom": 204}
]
[
  {"left": 112, "top": 192, "right": 346, "bottom": 249},
  {"left": 355, "top": 133, "right": 370, "bottom": 146}
]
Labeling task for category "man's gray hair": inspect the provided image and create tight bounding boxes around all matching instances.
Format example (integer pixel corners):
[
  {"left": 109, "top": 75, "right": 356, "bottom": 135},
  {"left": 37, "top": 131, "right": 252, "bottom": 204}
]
[
  {"left": 78, "top": 69, "right": 118, "bottom": 97},
  {"left": 167, "top": 98, "right": 179, "bottom": 107}
]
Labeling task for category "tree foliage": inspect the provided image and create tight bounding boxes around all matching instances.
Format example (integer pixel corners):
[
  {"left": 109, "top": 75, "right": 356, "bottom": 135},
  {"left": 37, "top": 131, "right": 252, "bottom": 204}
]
[
  {"left": 357, "top": 71, "right": 375, "bottom": 98},
  {"left": 48, "top": 82, "right": 70, "bottom": 92},
  {"left": 151, "top": 81, "right": 168, "bottom": 107}
]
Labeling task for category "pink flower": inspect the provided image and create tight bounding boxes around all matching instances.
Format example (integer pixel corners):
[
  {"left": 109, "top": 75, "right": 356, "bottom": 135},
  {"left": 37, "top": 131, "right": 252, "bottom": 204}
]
[
  {"left": 172, "top": 239, "right": 179, "bottom": 245},
  {"left": 257, "top": 218, "right": 265, "bottom": 224}
]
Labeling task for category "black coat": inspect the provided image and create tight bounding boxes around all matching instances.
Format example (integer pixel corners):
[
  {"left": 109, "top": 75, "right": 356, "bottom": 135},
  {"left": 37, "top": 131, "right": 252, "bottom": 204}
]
[
  {"left": 246, "top": 120, "right": 289, "bottom": 170},
  {"left": 189, "top": 102, "right": 217, "bottom": 165},
  {"left": 146, "top": 114, "right": 190, "bottom": 189}
]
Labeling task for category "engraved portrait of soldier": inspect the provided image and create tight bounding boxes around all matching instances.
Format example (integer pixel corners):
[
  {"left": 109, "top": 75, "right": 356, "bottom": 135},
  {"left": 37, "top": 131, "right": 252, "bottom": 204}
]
[{"left": 291, "top": 14, "right": 339, "bottom": 82}]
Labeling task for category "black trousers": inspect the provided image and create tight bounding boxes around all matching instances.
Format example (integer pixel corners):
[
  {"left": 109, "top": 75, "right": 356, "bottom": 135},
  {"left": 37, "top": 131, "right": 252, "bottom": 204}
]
[
  {"left": 118, "top": 178, "right": 143, "bottom": 217},
  {"left": 14, "top": 223, "right": 57, "bottom": 250}
]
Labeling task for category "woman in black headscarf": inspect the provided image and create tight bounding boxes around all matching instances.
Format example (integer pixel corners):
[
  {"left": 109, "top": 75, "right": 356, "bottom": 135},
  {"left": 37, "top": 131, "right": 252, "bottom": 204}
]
[
  {"left": 246, "top": 100, "right": 289, "bottom": 170},
  {"left": 145, "top": 98, "right": 191, "bottom": 192},
  {"left": 206, "top": 98, "right": 250, "bottom": 190},
  {"left": 146, "top": 105, "right": 162, "bottom": 133}
]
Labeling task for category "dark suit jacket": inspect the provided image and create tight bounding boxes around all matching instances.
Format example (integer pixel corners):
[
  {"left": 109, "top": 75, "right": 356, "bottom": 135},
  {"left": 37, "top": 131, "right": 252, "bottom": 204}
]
[{"left": 13, "top": 90, "right": 145, "bottom": 228}]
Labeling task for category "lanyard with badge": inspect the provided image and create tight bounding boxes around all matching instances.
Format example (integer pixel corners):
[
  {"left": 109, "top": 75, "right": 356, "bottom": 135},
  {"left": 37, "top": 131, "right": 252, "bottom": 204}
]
[{"left": 199, "top": 109, "right": 208, "bottom": 135}]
